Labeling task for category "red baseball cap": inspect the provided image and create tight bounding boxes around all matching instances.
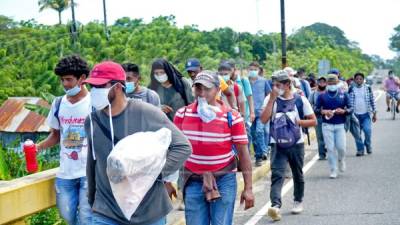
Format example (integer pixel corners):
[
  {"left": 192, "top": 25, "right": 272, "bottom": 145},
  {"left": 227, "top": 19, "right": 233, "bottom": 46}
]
[{"left": 84, "top": 61, "right": 126, "bottom": 85}]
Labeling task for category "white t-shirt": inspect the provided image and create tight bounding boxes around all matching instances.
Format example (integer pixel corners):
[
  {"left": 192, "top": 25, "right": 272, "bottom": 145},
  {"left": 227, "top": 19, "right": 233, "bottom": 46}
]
[
  {"left": 47, "top": 94, "right": 91, "bottom": 179},
  {"left": 354, "top": 86, "right": 368, "bottom": 115},
  {"left": 262, "top": 95, "right": 314, "bottom": 144}
]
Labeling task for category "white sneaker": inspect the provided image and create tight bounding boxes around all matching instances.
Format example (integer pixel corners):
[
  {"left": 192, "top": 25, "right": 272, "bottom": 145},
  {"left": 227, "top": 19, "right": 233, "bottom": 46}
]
[
  {"left": 291, "top": 201, "right": 303, "bottom": 214},
  {"left": 329, "top": 170, "right": 337, "bottom": 179},
  {"left": 339, "top": 160, "right": 346, "bottom": 172},
  {"left": 267, "top": 206, "right": 282, "bottom": 221}
]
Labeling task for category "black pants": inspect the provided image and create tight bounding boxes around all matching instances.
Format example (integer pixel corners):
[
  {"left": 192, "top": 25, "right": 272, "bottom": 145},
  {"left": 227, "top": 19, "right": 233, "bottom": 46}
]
[{"left": 270, "top": 143, "right": 305, "bottom": 208}]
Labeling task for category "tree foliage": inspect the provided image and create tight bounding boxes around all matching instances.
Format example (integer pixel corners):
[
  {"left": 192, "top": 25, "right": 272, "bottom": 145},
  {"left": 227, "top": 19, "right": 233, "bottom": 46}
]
[{"left": 0, "top": 16, "right": 375, "bottom": 104}]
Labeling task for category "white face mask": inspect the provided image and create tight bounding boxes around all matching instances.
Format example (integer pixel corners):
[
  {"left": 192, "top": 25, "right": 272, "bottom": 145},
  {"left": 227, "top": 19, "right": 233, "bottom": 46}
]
[
  {"left": 327, "top": 84, "right": 338, "bottom": 92},
  {"left": 278, "top": 88, "right": 285, "bottom": 96},
  {"left": 90, "top": 86, "right": 113, "bottom": 110},
  {"left": 197, "top": 97, "right": 217, "bottom": 123},
  {"left": 154, "top": 74, "right": 168, "bottom": 83}
]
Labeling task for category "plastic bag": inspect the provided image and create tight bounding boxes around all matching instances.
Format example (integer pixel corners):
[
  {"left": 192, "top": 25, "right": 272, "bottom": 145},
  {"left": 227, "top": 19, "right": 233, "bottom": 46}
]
[{"left": 106, "top": 128, "right": 172, "bottom": 220}]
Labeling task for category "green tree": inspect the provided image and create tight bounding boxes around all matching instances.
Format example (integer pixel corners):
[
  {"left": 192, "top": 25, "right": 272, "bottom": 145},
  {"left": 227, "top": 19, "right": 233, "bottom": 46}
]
[{"left": 38, "top": 0, "right": 72, "bottom": 25}]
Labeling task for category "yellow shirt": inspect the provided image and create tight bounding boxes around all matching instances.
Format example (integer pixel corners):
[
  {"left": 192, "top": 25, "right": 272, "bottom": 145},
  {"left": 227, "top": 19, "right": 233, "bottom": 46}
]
[{"left": 217, "top": 77, "right": 229, "bottom": 100}]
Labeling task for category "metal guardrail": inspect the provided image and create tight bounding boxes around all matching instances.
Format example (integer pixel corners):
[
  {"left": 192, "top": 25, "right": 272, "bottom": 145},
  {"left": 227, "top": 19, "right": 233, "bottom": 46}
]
[{"left": 0, "top": 168, "right": 58, "bottom": 225}]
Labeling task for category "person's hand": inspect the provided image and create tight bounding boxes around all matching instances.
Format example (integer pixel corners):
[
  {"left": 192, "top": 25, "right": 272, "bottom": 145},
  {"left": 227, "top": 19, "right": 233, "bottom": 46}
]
[
  {"left": 322, "top": 110, "right": 334, "bottom": 118},
  {"left": 250, "top": 112, "right": 256, "bottom": 123},
  {"left": 240, "top": 189, "right": 255, "bottom": 210},
  {"left": 270, "top": 86, "right": 279, "bottom": 100},
  {"left": 372, "top": 113, "right": 377, "bottom": 123},
  {"left": 335, "top": 108, "right": 346, "bottom": 115},
  {"left": 164, "top": 182, "right": 177, "bottom": 200},
  {"left": 161, "top": 105, "right": 173, "bottom": 114},
  {"left": 35, "top": 143, "right": 42, "bottom": 153}
]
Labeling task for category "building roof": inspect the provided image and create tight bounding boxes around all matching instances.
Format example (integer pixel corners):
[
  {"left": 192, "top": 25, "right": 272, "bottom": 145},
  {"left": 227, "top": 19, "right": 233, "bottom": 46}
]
[{"left": 0, "top": 97, "right": 51, "bottom": 133}]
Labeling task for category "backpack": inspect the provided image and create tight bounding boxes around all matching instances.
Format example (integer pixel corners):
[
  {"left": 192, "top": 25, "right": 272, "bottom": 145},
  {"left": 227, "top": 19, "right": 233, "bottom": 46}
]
[
  {"left": 53, "top": 96, "right": 63, "bottom": 126},
  {"left": 270, "top": 95, "right": 303, "bottom": 149}
]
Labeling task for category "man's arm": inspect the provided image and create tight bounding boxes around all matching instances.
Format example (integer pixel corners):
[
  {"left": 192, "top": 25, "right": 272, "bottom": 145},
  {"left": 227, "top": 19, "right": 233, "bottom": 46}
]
[
  {"left": 84, "top": 118, "right": 96, "bottom": 207},
  {"left": 36, "top": 128, "right": 60, "bottom": 151},
  {"left": 236, "top": 143, "right": 254, "bottom": 210},
  {"left": 223, "top": 88, "right": 237, "bottom": 110}
]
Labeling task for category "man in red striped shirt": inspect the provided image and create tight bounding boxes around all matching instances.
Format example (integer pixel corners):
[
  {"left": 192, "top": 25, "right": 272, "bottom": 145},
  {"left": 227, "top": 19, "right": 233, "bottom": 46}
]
[{"left": 174, "top": 70, "right": 254, "bottom": 225}]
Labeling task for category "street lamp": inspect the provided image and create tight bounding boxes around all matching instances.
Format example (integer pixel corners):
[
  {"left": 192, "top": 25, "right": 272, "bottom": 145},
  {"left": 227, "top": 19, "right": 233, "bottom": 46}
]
[{"left": 280, "top": 0, "right": 287, "bottom": 68}]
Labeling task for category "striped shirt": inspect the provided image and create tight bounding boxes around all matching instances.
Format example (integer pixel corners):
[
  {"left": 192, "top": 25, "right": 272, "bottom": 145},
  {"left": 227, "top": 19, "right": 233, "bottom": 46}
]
[{"left": 174, "top": 100, "right": 248, "bottom": 174}]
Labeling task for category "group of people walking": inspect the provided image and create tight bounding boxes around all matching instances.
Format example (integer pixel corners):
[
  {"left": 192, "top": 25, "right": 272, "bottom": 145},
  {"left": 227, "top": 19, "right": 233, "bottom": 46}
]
[{"left": 34, "top": 54, "right": 399, "bottom": 224}]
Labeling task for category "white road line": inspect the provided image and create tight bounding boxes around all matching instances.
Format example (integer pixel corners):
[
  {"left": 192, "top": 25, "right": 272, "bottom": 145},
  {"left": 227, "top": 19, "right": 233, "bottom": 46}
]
[
  {"left": 374, "top": 90, "right": 384, "bottom": 102},
  {"left": 244, "top": 154, "right": 320, "bottom": 225}
]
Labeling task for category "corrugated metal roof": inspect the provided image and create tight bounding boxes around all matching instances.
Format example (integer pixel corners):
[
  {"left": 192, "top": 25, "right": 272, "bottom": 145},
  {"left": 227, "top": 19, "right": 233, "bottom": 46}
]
[{"left": 0, "top": 97, "right": 51, "bottom": 133}]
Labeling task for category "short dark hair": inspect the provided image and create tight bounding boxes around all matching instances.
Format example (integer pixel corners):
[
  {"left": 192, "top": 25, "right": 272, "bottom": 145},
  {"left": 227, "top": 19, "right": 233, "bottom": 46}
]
[
  {"left": 54, "top": 55, "right": 90, "bottom": 79},
  {"left": 249, "top": 61, "right": 260, "bottom": 68},
  {"left": 354, "top": 72, "right": 365, "bottom": 79},
  {"left": 121, "top": 63, "right": 140, "bottom": 74}
]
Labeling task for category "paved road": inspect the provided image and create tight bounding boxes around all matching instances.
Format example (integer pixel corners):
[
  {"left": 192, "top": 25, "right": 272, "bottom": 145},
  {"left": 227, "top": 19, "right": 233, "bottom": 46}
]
[{"left": 235, "top": 88, "right": 400, "bottom": 225}]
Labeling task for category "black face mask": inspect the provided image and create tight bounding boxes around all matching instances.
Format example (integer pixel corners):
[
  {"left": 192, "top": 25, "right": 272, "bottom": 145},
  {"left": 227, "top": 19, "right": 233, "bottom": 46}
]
[{"left": 318, "top": 85, "right": 326, "bottom": 91}]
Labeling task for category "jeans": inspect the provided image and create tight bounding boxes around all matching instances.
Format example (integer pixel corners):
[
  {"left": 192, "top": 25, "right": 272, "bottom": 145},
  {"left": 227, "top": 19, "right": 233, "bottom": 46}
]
[
  {"left": 355, "top": 113, "right": 372, "bottom": 153},
  {"left": 316, "top": 116, "right": 327, "bottom": 158},
  {"left": 349, "top": 114, "right": 363, "bottom": 152},
  {"left": 184, "top": 173, "right": 237, "bottom": 225},
  {"left": 92, "top": 212, "right": 166, "bottom": 225},
  {"left": 245, "top": 122, "right": 252, "bottom": 151},
  {"left": 322, "top": 123, "right": 346, "bottom": 173},
  {"left": 264, "top": 122, "right": 271, "bottom": 151},
  {"left": 250, "top": 117, "right": 268, "bottom": 159},
  {"left": 270, "top": 144, "right": 305, "bottom": 208},
  {"left": 55, "top": 177, "right": 92, "bottom": 225}
]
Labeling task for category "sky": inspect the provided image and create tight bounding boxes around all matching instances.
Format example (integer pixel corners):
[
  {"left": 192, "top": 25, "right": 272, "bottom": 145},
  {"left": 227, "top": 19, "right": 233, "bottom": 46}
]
[{"left": 1, "top": 0, "right": 399, "bottom": 60}]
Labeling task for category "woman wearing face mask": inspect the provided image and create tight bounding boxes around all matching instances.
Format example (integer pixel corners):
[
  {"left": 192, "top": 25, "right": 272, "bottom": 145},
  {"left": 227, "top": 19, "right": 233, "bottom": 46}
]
[
  {"left": 314, "top": 74, "right": 353, "bottom": 179},
  {"left": 149, "top": 59, "right": 194, "bottom": 121}
]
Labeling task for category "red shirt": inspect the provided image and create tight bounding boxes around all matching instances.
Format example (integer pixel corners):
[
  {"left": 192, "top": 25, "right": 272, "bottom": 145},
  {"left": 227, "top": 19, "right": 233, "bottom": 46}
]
[{"left": 174, "top": 100, "right": 248, "bottom": 174}]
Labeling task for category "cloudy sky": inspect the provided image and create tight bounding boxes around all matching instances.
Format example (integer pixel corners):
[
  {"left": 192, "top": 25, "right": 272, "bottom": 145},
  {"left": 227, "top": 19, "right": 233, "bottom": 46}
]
[{"left": 1, "top": 0, "right": 399, "bottom": 59}]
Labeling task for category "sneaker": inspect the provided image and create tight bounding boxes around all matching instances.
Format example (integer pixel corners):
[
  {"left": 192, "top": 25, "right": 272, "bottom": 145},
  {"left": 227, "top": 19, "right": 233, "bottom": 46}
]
[
  {"left": 255, "top": 158, "right": 263, "bottom": 167},
  {"left": 291, "top": 201, "right": 304, "bottom": 214},
  {"left": 339, "top": 160, "right": 346, "bottom": 172},
  {"left": 396, "top": 107, "right": 400, "bottom": 113},
  {"left": 262, "top": 153, "right": 268, "bottom": 161},
  {"left": 267, "top": 206, "right": 282, "bottom": 221},
  {"left": 329, "top": 170, "right": 337, "bottom": 179},
  {"left": 319, "top": 155, "right": 326, "bottom": 160},
  {"left": 356, "top": 152, "right": 364, "bottom": 157},
  {"left": 367, "top": 150, "right": 372, "bottom": 154},
  {"left": 387, "top": 107, "right": 390, "bottom": 112}
]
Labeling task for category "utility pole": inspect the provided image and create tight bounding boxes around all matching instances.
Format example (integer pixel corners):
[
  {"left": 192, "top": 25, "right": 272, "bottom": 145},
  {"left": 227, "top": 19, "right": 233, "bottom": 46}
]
[
  {"left": 103, "top": 0, "right": 110, "bottom": 41},
  {"left": 70, "top": 0, "right": 78, "bottom": 46},
  {"left": 280, "top": 0, "right": 287, "bottom": 68}
]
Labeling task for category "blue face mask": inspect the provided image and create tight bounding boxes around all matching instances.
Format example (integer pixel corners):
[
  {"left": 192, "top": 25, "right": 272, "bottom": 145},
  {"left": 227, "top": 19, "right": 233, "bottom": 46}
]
[
  {"left": 65, "top": 85, "right": 81, "bottom": 96},
  {"left": 248, "top": 70, "right": 258, "bottom": 78},
  {"left": 222, "top": 75, "right": 230, "bottom": 82},
  {"left": 125, "top": 82, "right": 136, "bottom": 94},
  {"left": 327, "top": 85, "right": 338, "bottom": 92}
]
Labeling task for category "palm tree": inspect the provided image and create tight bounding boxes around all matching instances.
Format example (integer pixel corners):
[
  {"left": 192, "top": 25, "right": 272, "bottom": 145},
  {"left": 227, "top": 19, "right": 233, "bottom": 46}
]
[{"left": 38, "top": 0, "right": 72, "bottom": 25}]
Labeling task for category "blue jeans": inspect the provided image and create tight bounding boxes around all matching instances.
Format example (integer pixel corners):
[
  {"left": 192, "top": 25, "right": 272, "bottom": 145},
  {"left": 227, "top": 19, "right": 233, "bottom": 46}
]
[
  {"left": 349, "top": 114, "right": 363, "bottom": 152},
  {"left": 92, "top": 212, "right": 166, "bottom": 225},
  {"left": 264, "top": 122, "right": 271, "bottom": 148},
  {"left": 250, "top": 117, "right": 268, "bottom": 159},
  {"left": 322, "top": 123, "right": 346, "bottom": 173},
  {"left": 316, "top": 116, "right": 327, "bottom": 158},
  {"left": 355, "top": 113, "right": 372, "bottom": 153},
  {"left": 184, "top": 173, "right": 237, "bottom": 225},
  {"left": 245, "top": 122, "right": 252, "bottom": 150},
  {"left": 55, "top": 177, "right": 92, "bottom": 225}
]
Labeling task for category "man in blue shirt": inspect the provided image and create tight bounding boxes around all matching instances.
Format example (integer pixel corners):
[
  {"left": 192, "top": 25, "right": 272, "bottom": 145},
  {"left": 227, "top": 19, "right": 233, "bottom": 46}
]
[
  {"left": 248, "top": 62, "right": 272, "bottom": 166},
  {"left": 315, "top": 74, "right": 353, "bottom": 179}
]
